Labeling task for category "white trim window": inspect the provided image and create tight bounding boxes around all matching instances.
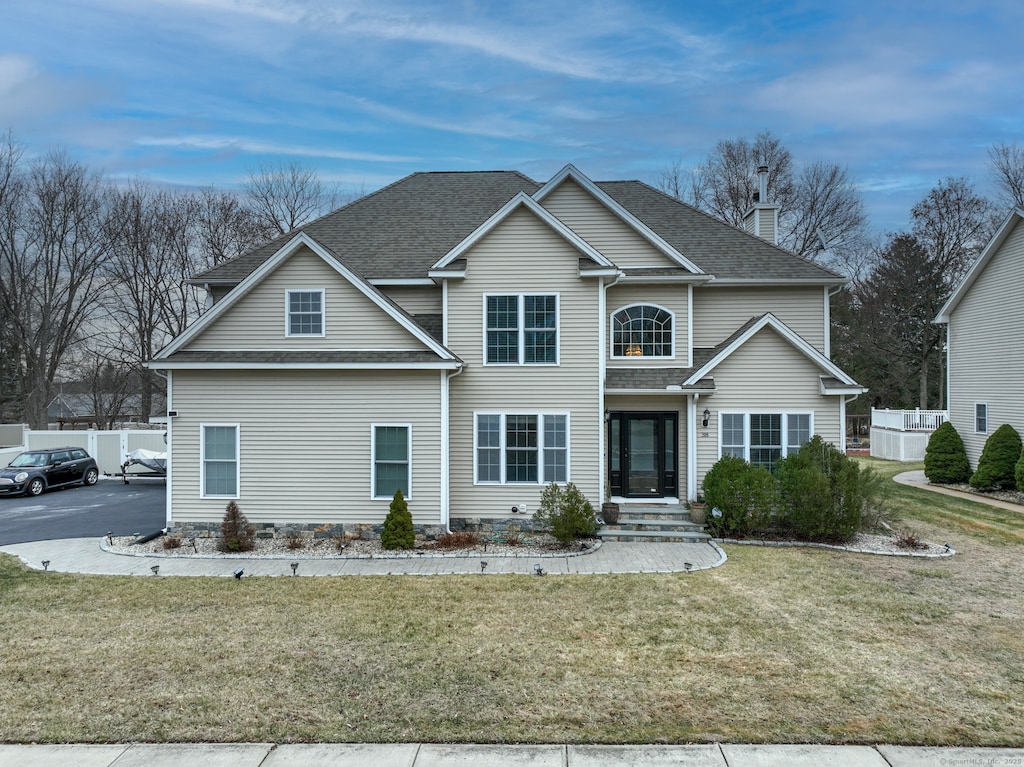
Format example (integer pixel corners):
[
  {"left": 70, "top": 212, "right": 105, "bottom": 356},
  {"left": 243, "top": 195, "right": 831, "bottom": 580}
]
[
  {"left": 975, "top": 403, "right": 988, "bottom": 434},
  {"left": 484, "top": 294, "right": 558, "bottom": 365},
  {"left": 718, "top": 412, "right": 813, "bottom": 470},
  {"left": 201, "top": 423, "right": 239, "bottom": 498},
  {"left": 372, "top": 424, "right": 411, "bottom": 499},
  {"left": 611, "top": 304, "right": 674, "bottom": 359},
  {"left": 475, "top": 413, "right": 568, "bottom": 484},
  {"left": 286, "top": 289, "right": 325, "bottom": 336}
]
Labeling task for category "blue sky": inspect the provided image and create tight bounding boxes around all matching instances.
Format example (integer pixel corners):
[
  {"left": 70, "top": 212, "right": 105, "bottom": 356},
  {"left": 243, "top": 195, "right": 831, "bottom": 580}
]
[{"left": 1, "top": 0, "right": 1021, "bottom": 234}]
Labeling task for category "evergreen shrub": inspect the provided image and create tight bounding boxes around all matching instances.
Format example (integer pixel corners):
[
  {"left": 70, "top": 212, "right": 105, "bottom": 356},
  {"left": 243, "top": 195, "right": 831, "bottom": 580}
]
[
  {"left": 970, "top": 424, "right": 1022, "bottom": 490},
  {"left": 702, "top": 455, "right": 775, "bottom": 537},
  {"left": 924, "top": 421, "right": 971, "bottom": 484},
  {"left": 532, "top": 482, "right": 599, "bottom": 544},
  {"left": 774, "top": 436, "right": 865, "bottom": 542},
  {"left": 218, "top": 501, "right": 255, "bottom": 552},
  {"left": 381, "top": 489, "right": 415, "bottom": 549}
]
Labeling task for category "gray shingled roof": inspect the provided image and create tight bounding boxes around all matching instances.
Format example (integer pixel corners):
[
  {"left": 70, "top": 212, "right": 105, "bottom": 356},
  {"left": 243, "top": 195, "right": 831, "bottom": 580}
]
[
  {"left": 192, "top": 170, "right": 843, "bottom": 286},
  {"left": 157, "top": 350, "right": 456, "bottom": 366},
  {"left": 605, "top": 348, "right": 719, "bottom": 390},
  {"left": 596, "top": 181, "right": 843, "bottom": 282}
]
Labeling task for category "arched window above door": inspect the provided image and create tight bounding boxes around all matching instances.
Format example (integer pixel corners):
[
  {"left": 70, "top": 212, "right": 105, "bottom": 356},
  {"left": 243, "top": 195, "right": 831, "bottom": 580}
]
[{"left": 611, "top": 305, "right": 674, "bottom": 358}]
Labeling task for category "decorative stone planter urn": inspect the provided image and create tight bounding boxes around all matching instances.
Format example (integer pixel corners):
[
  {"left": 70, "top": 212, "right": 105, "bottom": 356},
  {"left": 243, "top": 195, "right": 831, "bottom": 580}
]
[
  {"left": 688, "top": 500, "right": 707, "bottom": 525},
  {"left": 601, "top": 502, "right": 620, "bottom": 525}
]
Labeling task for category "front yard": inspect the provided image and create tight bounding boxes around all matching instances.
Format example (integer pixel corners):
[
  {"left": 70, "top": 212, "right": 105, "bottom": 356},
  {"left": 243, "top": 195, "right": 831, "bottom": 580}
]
[{"left": 0, "top": 458, "right": 1021, "bottom": 745}]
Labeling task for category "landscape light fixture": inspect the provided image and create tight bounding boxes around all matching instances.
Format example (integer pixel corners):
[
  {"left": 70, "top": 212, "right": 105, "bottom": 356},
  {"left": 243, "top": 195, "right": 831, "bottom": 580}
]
[
  {"left": 480, "top": 561, "right": 488, "bottom": 573},
  {"left": 702, "top": 408, "right": 710, "bottom": 428},
  {"left": 188, "top": 536, "right": 197, "bottom": 553},
  {"left": 290, "top": 562, "right": 299, "bottom": 576},
  {"left": 533, "top": 563, "right": 545, "bottom": 576},
  {"left": 106, "top": 531, "right": 114, "bottom": 546},
  {"left": 233, "top": 568, "right": 244, "bottom": 579},
  {"left": 684, "top": 562, "right": 693, "bottom": 573},
  {"left": 150, "top": 565, "right": 160, "bottom": 577},
  {"left": 41, "top": 560, "right": 50, "bottom": 571}
]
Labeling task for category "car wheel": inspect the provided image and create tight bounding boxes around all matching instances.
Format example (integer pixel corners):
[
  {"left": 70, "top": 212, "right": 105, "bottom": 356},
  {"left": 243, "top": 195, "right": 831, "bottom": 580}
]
[
  {"left": 83, "top": 467, "right": 99, "bottom": 486},
  {"left": 26, "top": 477, "right": 45, "bottom": 497}
]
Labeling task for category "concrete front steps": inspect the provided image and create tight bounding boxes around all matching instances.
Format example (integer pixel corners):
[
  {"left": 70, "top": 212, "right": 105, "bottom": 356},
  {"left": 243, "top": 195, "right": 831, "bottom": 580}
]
[{"left": 599, "top": 503, "right": 711, "bottom": 543}]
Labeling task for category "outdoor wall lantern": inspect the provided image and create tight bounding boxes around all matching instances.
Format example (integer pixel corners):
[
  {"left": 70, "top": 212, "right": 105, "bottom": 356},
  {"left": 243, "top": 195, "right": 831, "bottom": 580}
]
[{"left": 702, "top": 408, "right": 711, "bottom": 428}]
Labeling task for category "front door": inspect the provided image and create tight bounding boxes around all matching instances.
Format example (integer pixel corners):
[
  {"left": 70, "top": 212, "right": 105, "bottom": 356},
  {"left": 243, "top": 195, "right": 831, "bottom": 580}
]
[{"left": 608, "top": 412, "right": 678, "bottom": 498}]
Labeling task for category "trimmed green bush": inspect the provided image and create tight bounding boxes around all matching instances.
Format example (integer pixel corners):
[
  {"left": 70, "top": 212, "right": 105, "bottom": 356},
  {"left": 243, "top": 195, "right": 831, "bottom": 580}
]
[
  {"left": 1015, "top": 449, "right": 1024, "bottom": 492},
  {"left": 218, "top": 500, "right": 255, "bottom": 552},
  {"left": 924, "top": 421, "right": 971, "bottom": 484},
  {"left": 774, "top": 436, "right": 865, "bottom": 542},
  {"left": 381, "top": 489, "right": 415, "bottom": 550},
  {"left": 702, "top": 455, "right": 775, "bottom": 537},
  {"left": 970, "top": 424, "right": 1022, "bottom": 490},
  {"left": 532, "top": 482, "right": 599, "bottom": 544}
]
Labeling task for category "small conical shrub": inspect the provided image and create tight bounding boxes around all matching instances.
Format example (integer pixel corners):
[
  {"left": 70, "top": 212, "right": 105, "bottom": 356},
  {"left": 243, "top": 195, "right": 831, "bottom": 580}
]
[
  {"left": 970, "top": 424, "right": 1022, "bottom": 490},
  {"left": 1015, "top": 449, "right": 1024, "bottom": 491},
  {"left": 924, "top": 422, "right": 971, "bottom": 484},
  {"left": 218, "top": 500, "right": 255, "bottom": 552},
  {"left": 381, "top": 489, "right": 415, "bottom": 549}
]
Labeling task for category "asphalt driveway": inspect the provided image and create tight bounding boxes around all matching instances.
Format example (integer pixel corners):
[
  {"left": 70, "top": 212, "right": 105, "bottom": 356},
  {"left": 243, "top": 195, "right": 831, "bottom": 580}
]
[{"left": 0, "top": 477, "right": 165, "bottom": 545}]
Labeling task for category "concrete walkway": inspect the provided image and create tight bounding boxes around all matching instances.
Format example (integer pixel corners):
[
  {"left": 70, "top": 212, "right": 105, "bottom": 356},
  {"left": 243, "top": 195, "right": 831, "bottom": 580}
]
[
  {"left": 0, "top": 537, "right": 726, "bottom": 577},
  {"left": 1, "top": 742, "right": 1022, "bottom": 766},
  {"left": 894, "top": 469, "right": 1024, "bottom": 513}
]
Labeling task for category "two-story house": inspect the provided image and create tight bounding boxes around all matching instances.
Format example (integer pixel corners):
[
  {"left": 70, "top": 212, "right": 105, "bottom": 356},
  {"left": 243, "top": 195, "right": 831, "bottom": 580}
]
[{"left": 149, "top": 165, "right": 864, "bottom": 534}]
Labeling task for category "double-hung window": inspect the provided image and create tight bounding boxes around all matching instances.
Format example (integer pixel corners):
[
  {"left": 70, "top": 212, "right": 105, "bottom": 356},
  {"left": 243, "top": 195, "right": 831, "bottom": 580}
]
[
  {"left": 718, "top": 412, "right": 813, "bottom": 471},
  {"left": 485, "top": 294, "right": 558, "bottom": 364},
  {"left": 372, "top": 424, "right": 411, "bottom": 499},
  {"left": 975, "top": 403, "right": 988, "bottom": 434},
  {"left": 202, "top": 424, "right": 239, "bottom": 498},
  {"left": 286, "top": 289, "right": 325, "bottom": 336},
  {"left": 475, "top": 413, "right": 568, "bottom": 483}
]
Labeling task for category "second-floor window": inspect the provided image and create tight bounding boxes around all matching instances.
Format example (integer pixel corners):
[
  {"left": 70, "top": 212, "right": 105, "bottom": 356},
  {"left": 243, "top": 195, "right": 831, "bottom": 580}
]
[
  {"left": 611, "top": 305, "right": 673, "bottom": 358},
  {"left": 286, "top": 290, "right": 324, "bottom": 336},
  {"left": 485, "top": 294, "right": 558, "bottom": 364}
]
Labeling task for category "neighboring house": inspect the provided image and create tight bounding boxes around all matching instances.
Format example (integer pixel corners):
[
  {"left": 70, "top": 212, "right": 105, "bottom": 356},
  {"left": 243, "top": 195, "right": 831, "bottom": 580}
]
[
  {"left": 934, "top": 207, "right": 1024, "bottom": 469},
  {"left": 46, "top": 392, "right": 165, "bottom": 430},
  {"left": 149, "top": 165, "right": 864, "bottom": 532}
]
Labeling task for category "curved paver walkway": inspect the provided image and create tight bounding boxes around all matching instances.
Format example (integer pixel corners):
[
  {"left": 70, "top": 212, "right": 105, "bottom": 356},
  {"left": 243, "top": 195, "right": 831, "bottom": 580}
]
[
  {"left": 894, "top": 469, "right": 1024, "bottom": 513},
  {"left": 0, "top": 537, "right": 726, "bottom": 577}
]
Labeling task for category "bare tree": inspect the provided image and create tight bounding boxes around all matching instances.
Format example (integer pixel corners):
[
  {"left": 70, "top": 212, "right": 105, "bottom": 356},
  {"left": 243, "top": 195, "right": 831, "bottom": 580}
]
[
  {"left": 911, "top": 176, "right": 995, "bottom": 289},
  {"left": 198, "top": 187, "right": 272, "bottom": 264},
  {"left": 242, "top": 160, "right": 340, "bottom": 236},
  {"left": 658, "top": 130, "right": 868, "bottom": 267},
  {"left": 988, "top": 141, "right": 1024, "bottom": 210},
  {"left": 0, "top": 149, "right": 111, "bottom": 427}
]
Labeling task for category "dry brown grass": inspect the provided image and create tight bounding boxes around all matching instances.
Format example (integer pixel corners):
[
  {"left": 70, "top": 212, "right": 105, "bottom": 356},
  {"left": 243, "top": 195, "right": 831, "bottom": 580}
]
[{"left": 0, "top": 460, "right": 1022, "bottom": 746}]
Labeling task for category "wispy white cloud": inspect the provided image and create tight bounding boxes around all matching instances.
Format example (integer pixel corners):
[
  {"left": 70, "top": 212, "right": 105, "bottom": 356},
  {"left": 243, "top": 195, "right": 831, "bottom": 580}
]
[{"left": 135, "top": 135, "right": 418, "bottom": 163}]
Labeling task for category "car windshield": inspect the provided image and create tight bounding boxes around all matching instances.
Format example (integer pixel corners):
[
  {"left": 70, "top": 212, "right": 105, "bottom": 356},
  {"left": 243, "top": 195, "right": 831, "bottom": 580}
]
[{"left": 9, "top": 452, "right": 50, "bottom": 468}]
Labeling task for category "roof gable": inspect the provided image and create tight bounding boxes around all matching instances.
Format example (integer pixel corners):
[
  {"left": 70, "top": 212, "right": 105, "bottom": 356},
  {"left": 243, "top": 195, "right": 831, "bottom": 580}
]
[
  {"left": 683, "top": 313, "right": 861, "bottom": 388},
  {"left": 430, "top": 192, "right": 613, "bottom": 271},
  {"left": 935, "top": 208, "right": 1024, "bottom": 323},
  {"left": 156, "top": 232, "right": 456, "bottom": 362}
]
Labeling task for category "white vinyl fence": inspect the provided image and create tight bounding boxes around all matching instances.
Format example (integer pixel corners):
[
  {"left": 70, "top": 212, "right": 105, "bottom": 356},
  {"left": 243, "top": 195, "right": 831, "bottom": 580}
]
[
  {"left": 0, "top": 427, "right": 166, "bottom": 475},
  {"left": 869, "top": 408, "right": 948, "bottom": 461}
]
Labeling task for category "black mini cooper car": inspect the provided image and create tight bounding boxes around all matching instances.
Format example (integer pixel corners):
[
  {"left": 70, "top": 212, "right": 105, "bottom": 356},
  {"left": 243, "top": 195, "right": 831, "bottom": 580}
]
[{"left": 0, "top": 447, "right": 100, "bottom": 497}]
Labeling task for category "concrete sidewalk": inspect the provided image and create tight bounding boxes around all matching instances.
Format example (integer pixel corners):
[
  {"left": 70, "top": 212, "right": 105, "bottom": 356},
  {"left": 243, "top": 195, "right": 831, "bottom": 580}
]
[
  {"left": 1, "top": 742, "right": 1023, "bottom": 766},
  {"left": 894, "top": 469, "right": 1024, "bottom": 513},
  {"left": 0, "top": 537, "right": 726, "bottom": 577}
]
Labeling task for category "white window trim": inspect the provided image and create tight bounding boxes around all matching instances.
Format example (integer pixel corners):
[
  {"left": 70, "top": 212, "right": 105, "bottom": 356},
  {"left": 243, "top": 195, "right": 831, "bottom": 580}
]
[
  {"left": 717, "top": 411, "right": 815, "bottom": 464},
  {"left": 609, "top": 303, "right": 676, "bottom": 360},
  {"left": 285, "top": 288, "right": 326, "bottom": 337},
  {"left": 473, "top": 411, "right": 571, "bottom": 484},
  {"left": 371, "top": 423, "right": 413, "bottom": 500},
  {"left": 974, "top": 402, "right": 988, "bottom": 434},
  {"left": 200, "top": 422, "right": 240, "bottom": 499},
  {"left": 482, "top": 293, "right": 560, "bottom": 366}
]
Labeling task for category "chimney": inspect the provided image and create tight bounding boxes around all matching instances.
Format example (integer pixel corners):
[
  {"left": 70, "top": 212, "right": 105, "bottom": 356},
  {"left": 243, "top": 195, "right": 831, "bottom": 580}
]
[{"left": 742, "top": 164, "right": 779, "bottom": 245}]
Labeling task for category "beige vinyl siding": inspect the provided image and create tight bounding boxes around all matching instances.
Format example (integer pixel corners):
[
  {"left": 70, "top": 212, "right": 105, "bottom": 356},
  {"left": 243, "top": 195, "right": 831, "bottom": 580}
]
[
  {"left": 693, "top": 285, "right": 826, "bottom": 351},
  {"left": 169, "top": 369, "right": 442, "bottom": 526},
  {"left": 604, "top": 394, "right": 688, "bottom": 493},
  {"left": 539, "top": 179, "right": 680, "bottom": 269},
  {"left": 606, "top": 285, "right": 689, "bottom": 366},
  {"left": 446, "top": 207, "right": 602, "bottom": 517},
  {"left": 948, "top": 218, "right": 1024, "bottom": 468},
  {"left": 379, "top": 285, "right": 442, "bottom": 315},
  {"left": 694, "top": 328, "right": 841, "bottom": 490},
  {"left": 188, "top": 247, "right": 429, "bottom": 351}
]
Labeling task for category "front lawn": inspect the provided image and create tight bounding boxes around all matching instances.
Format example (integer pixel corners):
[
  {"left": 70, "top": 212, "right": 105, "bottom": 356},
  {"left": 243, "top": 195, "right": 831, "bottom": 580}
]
[{"left": 0, "top": 459, "right": 1021, "bottom": 745}]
